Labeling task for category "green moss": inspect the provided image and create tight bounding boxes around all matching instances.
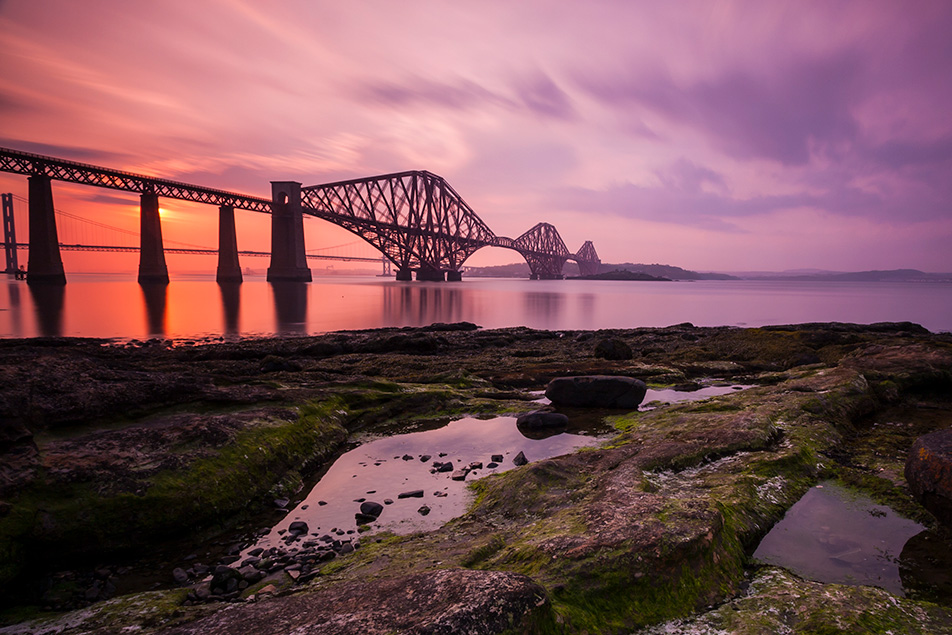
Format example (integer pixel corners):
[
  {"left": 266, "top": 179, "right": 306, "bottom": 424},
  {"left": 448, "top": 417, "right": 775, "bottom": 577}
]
[{"left": 0, "top": 399, "right": 349, "bottom": 585}]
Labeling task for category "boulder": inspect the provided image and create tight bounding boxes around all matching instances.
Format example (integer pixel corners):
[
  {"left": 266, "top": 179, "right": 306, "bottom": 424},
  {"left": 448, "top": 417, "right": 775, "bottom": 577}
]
[
  {"left": 359, "top": 501, "right": 384, "bottom": 518},
  {"left": 905, "top": 428, "right": 952, "bottom": 528},
  {"left": 516, "top": 410, "right": 569, "bottom": 429},
  {"left": 545, "top": 375, "right": 647, "bottom": 409},
  {"left": 593, "top": 338, "right": 633, "bottom": 360},
  {"left": 288, "top": 521, "right": 309, "bottom": 535},
  {"left": 512, "top": 451, "right": 528, "bottom": 466}
]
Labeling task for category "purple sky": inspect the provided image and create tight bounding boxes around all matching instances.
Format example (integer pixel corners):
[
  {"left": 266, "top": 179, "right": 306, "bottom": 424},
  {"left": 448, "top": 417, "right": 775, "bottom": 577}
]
[{"left": 1, "top": 0, "right": 951, "bottom": 272}]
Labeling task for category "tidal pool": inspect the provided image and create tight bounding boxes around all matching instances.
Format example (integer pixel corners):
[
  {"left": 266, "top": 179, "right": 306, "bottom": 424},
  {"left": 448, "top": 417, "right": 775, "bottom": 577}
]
[
  {"left": 247, "top": 415, "right": 610, "bottom": 555},
  {"left": 753, "top": 481, "right": 924, "bottom": 595}
]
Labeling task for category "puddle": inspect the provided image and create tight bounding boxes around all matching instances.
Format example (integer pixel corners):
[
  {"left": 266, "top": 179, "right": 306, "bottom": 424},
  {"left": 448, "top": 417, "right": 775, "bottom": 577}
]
[
  {"left": 640, "top": 383, "right": 750, "bottom": 410},
  {"left": 246, "top": 415, "right": 607, "bottom": 555},
  {"left": 753, "top": 481, "right": 924, "bottom": 595},
  {"left": 530, "top": 382, "right": 751, "bottom": 410}
]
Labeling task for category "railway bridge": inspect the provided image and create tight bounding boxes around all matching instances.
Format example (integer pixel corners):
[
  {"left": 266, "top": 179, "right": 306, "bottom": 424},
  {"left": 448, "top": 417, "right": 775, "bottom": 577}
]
[{"left": 0, "top": 147, "right": 599, "bottom": 284}]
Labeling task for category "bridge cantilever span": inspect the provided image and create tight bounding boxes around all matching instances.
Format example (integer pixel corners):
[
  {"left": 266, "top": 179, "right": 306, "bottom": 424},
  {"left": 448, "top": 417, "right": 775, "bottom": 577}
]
[{"left": 1, "top": 146, "right": 600, "bottom": 284}]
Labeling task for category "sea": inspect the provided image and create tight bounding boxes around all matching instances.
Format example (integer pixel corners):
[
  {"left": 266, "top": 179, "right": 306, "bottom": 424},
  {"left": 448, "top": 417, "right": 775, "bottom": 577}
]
[{"left": 2, "top": 273, "right": 951, "bottom": 341}]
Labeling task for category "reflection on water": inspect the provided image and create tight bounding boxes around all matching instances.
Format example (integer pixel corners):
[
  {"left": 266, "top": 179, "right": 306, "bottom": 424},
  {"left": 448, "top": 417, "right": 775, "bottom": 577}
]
[
  {"left": 28, "top": 283, "right": 65, "bottom": 337},
  {"left": 140, "top": 283, "right": 167, "bottom": 337},
  {"left": 753, "top": 481, "right": 924, "bottom": 595},
  {"left": 382, "top": 283, "right": 464, "bottom": 326},
  {"left": 271, "top": 282, "right": 308, "bottom": 334},
  {"left": 2, "top": 275, "right": 951, "bottom": 340},
  {"left": 219, "top": 282, "right": 241, "bottom": 335}
]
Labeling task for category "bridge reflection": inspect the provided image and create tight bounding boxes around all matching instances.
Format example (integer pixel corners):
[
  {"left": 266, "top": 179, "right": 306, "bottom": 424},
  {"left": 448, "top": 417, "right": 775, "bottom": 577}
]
[
  {"left": 271, "top": 282, "right": 308, "bottom": 334},
  {"left": 140, "top": 283, "right": 167, "bottom": 337},
  {"left": 28, "top": 283, "right": 64, "bottom": 337}
]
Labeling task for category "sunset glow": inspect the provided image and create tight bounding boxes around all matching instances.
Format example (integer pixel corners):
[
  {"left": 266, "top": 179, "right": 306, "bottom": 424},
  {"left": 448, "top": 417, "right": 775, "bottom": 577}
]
[{"left": 1, "top": 0, "right": 951, "bottom": 273}]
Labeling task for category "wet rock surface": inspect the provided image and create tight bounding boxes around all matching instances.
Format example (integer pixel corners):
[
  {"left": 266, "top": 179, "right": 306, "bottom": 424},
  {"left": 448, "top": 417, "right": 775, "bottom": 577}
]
[
  {"left": 545, "top": 374, "right": 648, "bottom": 408},
  {"left": 906, "top": 428, "right": 952, "bottom": 528},
  {"left": 1, "top": 322, "right": 952, "bottom": 633}
]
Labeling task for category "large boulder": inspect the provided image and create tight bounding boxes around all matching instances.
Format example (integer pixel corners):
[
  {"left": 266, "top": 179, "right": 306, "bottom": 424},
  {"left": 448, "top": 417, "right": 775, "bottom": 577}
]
[
  {"left": 545, "top": 375, "right": 647, "bottom": 409},
  {"left": 163, "top": 568, "right": 550, "bottom": 635},
  {"left": 905, "top": 428, "right": 952, "bottom": 528}
]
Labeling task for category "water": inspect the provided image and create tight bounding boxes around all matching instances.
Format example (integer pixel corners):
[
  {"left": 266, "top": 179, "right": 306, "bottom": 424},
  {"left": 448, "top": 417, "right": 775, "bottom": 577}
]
[
  {"left": 2, "top": 273, "right": 951, "bottom": 340},
  {"left": 753, "top": 481, "right": 925, "bottom": 596},
  {"left": 250, "top": 415, "right": 607, "bottom": 553}
]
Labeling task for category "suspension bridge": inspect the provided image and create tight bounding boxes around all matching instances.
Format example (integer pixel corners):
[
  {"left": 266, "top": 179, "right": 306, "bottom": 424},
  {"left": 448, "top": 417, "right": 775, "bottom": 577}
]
[{"left": 0, "top": 146, "right": 599, "bottom": 285}]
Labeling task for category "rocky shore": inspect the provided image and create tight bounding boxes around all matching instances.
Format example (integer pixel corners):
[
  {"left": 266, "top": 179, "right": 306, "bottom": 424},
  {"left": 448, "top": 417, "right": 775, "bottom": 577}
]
[{"left": 1, "top": 321, "right": 951, "bottom": 633}]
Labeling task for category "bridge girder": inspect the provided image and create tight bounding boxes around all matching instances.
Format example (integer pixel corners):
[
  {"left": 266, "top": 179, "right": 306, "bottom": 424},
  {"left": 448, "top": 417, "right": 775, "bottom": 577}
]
[
  {"left": 512, "top": 222, "right": 570, "bottom": 279},
  {"left": 301, "top": 171, "right": 495, "bottom": 275},
  {"left": 572, "top": 240, "right": 601, "bottom": 276}
]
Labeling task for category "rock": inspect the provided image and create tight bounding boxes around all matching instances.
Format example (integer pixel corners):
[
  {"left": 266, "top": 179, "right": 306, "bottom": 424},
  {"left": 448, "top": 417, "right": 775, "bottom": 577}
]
[
  {"left": 451, "top": 469, "right": 469, "bottom": 481},
  {"left": 491, "top": 454, "right": 504, "bottom": 462},
  {"left": 418, "top": 505, "right": 431, "bottom": 516},
  {"left": 359, "top": 501, "right": 384, "bottom": 518},
  {"left": 399, "top": 490, "right": 425, "bottom": 499},
  {"left": 545, "top": 375, "right": 647, "bottom": 409},
  {"left": 288, "top": 521, "right": 309, "bottom": 535},
  {"left": 420, "top": 455, "right": 431, "bottom": 462},
  {"left": 355, "top": 513, "right": 378, "bottom": 524},
  {"left": 905, "top": 428, "right": 952, "bottom": 527},
  {"left": 487, "top": 462, "right": 499, "bottom": 469},
  {"left": 158, "top": 569, "right": 549, "bottom": 634},
  {"left": 273, "top": 498, "right": 289, "bottom": 509},
  {"left": 435, "top": 462, "right": 454, "bottom": 473},
  {"left": 513, "top": 451, "right": 528, "bottom": 466},
  {"left": 516, "top": 410, "right": 569, "bottom": 429},
  {"left": 593, "top": 337, "right": 633, "bottom": 360},
  {"left": 172, "top": 567, "right": 189, "bottom": 584}
]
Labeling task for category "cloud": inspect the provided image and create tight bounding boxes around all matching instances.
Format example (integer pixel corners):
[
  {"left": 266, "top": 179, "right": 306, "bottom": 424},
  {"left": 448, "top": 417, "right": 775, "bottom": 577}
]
[{"left": 576, "top": 50, "right": 865, "bottom": 166}]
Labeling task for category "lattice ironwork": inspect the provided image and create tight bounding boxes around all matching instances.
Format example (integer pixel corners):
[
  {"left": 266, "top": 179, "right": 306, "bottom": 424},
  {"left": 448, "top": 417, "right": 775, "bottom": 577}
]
[
  {"left": 0, "top": 147, "right": 272, "bottom": 212},
  {"left": 301, "top": 170, "right": 496, "bottom": 273},
  {"left": 572, "top": 240, "right": 601, "bottom": 276},
  {"left": 513, "top": 222, "right": 570, "bottom": 279}
]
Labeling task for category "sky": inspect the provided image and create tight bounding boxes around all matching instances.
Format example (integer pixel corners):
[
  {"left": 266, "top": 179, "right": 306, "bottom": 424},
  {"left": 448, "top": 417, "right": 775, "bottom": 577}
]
[{"left": 1, "top": 0, "right": 951, "bottom": 274}]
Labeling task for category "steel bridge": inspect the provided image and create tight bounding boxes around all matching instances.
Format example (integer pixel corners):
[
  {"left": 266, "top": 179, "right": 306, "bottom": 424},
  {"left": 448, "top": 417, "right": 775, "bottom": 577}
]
[{"left": 1, "top": 146, "right": 599, "bottom": 284}]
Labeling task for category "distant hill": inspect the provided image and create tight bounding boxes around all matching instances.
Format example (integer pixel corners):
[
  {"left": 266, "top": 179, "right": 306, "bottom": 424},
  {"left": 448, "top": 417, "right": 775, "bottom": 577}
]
[
  {"left": 567, "top": 269, "right": 669, "bottom": 281},
  {"left": 729, "top": 269, "right": 952, "bottom": 282},
  {"left": 464, "top": 261, "right": 735, "bottom": 280}
]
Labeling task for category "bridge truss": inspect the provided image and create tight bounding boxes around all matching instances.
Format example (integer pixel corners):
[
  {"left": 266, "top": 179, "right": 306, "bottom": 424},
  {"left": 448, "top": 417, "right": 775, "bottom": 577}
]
[{"left": 1, "top": 146, "right": 601, "bottom": 282}]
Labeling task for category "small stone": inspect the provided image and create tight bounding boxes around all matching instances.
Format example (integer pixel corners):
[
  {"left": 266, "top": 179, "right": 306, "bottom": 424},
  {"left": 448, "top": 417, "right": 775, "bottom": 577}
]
[
  {"left": 451, "top": 469, "right": 469, "bottom": 481},
  {"left": 318, "top": 501, "right": 328, "bottom": 506},
  {"left": 288, "top": 521, "right": 309, "bottom": 535},
  {"left": 384, "top": 498, "right": 394, "bottom": 505},
  {"left": 417, "top": 505, "right": 431, "bottom": 516},
  {"left": 359, "top": 501, "right": 384, "bottom": 518},
  {"left": 513, "top": 451, "right": 529, "bottom": 466},
  {"left": 487, "top": 462, "right": 499, "bottom": 469},
  {"left": 491, "top": 454, "right": 504, "bottom": 462},
  {"left": 419, "top": 455, "right": 431, "bottom": 462},
  {"left": 402, "top": 454, "right": 413, "bottom": 461},
  {"left": 172, "top": 567, "right": 189, "bottom": 584},
  {"left": 399, "top": 490, "right": 425, "bottom": 499},
  {"left": 273, "top": 498, "right": 289, "bottom": 509}
]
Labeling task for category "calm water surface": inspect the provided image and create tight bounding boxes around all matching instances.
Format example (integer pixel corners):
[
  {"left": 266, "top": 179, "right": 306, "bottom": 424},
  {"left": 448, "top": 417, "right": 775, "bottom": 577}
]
[{"left": 2, "top": 273, "right": 951, "bottom": 340}]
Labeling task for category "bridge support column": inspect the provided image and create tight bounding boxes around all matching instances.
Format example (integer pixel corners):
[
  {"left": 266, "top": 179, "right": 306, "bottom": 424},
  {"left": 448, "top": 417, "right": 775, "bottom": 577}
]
[
  {"left": 216, "top": 205, "right": 242, "bottom": 283},
  {"left": 267, "top": 181, "right": 311, "bottom": 282},
  {"left": 446, "top": 270, "right": 462, "bottom": 282},
  {"left": 395, "top": 267, "right": 413, "bottom": 281},
  {"left": 2, "top": 193, "right": 18, "bottom": 274},
  {"left": 26, "top": 174, "right": 66, "bottom": 285},
  {"left": 416, "top": 267, "right": 445, "bottom": 282},
  {"left": 138, "top": 192, "right": 169, "bottom": 284}
]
